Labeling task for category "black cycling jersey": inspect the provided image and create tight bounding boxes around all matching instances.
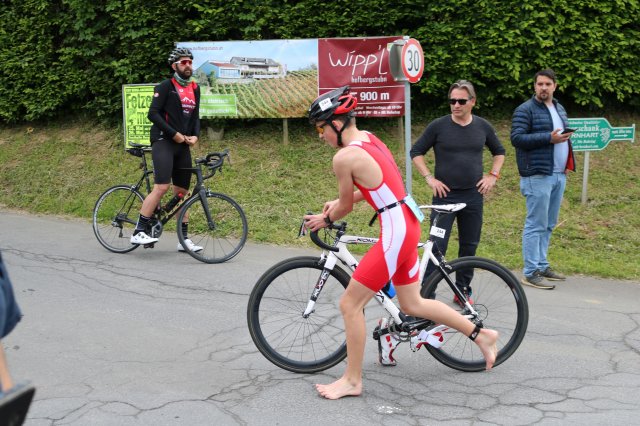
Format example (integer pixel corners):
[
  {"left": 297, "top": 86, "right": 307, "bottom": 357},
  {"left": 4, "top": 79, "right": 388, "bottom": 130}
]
[
  {"left": 148, "top": 78, "right": 201, "bottom": 142},
  {"left": 146, "top": 78, "right": 200, "bottom": 189}
]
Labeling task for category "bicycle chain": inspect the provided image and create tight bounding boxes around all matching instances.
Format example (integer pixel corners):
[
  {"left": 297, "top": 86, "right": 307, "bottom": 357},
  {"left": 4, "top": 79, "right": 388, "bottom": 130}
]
[{"left": 385, "top": 316, "right": 412, "bottom": 342}]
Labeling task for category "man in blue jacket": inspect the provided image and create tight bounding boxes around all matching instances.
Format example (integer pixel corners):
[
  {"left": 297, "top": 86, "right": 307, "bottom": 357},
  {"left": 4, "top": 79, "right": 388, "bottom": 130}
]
[{"left": 511, "top": 69, "right": 575, "bottom": 290}]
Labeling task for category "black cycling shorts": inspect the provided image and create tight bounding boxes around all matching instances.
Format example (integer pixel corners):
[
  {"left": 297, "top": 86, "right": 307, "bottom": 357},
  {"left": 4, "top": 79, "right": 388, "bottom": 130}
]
[{"left": 151, "top": 138, "right": 192, "bottom": 189}]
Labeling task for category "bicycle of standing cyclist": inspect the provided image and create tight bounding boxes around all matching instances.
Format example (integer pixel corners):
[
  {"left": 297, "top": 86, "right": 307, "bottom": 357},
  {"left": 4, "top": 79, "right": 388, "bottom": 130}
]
[
  {"left": 92, "top": 144, "right": 248, "bottom": 264},
  {"left": 247, "top": 203, "right": 528, "bottom": 374}
]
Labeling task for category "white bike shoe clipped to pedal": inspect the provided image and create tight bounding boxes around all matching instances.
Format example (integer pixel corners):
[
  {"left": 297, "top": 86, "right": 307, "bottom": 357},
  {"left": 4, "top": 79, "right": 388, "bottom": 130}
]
[
  {"left": 377, "top": 317, "right": 400, "bottom": 366},
  {"left": 177, "top": 239, "right": 203, "bottom": 252},
  {"left": 410, "top": 326, "right": 447, "bottom": 351},
  {"left": 130, "top": 232, "right": 158, "bottom": 245}
]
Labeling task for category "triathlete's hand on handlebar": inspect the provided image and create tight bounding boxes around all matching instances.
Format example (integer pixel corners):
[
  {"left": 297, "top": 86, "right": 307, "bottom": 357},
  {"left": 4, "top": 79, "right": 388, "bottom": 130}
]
[
  {"left": 323, "top": 199, "right": 338, "bottom": 214},
  {"left": 303, "top": 213, "right": 329, "bottom": 233}
]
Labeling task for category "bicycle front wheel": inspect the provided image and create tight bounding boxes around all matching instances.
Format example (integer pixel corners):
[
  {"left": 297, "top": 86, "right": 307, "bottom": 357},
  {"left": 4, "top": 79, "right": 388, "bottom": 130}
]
[
  {"left": 421, "top": 257, "right": 529, "bottom": 372},
  {"left": 92, "top": 185, "right": 144, "bottom": 253},
  {"left": 177, "top": 192, "right": 248, "bottom": 263},
  {"left": 247, "top": 256, "right": 351, "bottom": 374}
]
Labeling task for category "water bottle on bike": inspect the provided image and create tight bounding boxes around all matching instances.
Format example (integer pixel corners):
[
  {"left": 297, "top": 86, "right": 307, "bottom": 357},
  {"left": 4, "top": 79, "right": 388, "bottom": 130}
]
[
  {"left": 163, "top": 192, "right": 184, "bottom": 212},
  {"left": 382, "top": 280, "right": 396, "bottom": 298}
]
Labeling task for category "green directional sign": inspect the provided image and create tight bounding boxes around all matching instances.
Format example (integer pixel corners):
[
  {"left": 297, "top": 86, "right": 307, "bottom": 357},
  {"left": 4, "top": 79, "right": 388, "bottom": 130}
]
[{"left": 567, "top": 117, "right": 636, "bottom": 151}]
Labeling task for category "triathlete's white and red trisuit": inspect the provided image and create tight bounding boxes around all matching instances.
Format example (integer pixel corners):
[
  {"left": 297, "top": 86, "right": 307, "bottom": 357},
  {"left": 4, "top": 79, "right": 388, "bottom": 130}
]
[{"left": 350, "top": 133, "right": 422, "bottom": 292}]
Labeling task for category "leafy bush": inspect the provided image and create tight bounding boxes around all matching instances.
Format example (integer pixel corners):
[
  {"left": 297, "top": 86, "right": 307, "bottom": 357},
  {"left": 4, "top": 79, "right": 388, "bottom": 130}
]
[{"left": 1, "top": 0, "right": 638, "bottom": 122}]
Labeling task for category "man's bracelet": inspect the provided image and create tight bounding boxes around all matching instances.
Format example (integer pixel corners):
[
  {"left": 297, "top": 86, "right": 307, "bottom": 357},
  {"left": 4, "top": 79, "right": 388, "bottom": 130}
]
[
  {"left": 423, "top": 173, "right": 433, "bottom": 181},
  {"left": 489, "top": 170, "right": 500, "bottom": 179}
]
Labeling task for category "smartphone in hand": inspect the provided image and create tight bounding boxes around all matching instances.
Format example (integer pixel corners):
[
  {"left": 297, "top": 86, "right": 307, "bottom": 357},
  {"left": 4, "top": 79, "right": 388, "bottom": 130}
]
[{"left": 560, "top": 128, "right": 576, "bottom": 134}]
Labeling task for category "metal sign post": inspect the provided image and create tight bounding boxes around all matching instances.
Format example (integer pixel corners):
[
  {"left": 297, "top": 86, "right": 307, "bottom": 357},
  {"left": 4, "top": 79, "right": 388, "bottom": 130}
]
[
  {"left": 404, "top": 82, "right": 412, "bottom": 191},
  {"left": 388, "top": 37, "right": 424, "bottom": 193},
  {"left": 581, "top": 151, "right": 590, "bottom": 205}
]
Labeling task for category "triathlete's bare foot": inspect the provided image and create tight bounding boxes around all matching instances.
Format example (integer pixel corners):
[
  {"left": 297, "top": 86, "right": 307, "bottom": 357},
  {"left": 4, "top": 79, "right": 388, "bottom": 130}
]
[
  {"left": 315, "top": 377, "right": 362, "bottom": 400},
  {"left": 475, "top": 329, "right": 499, "bottom": 370}
]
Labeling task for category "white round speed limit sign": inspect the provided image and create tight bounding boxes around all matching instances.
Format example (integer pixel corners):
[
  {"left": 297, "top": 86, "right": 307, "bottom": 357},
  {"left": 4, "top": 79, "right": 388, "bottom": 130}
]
[{"left": 401, "top": 39, "right": 424, "bottom": 83}]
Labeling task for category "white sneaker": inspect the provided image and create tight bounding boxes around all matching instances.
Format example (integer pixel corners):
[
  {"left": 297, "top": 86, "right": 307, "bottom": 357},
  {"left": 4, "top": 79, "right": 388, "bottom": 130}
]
[
  {"left": 177, "top": 239, "right": 203, "bottom": 252},
  {"left": 130, "top": 232, "right": 158, "bottom": 245},
  {"left": 377, "top": 317, "right": 400, "bottom": 366},
  {"left": 410, "top": 325, "right": 448, "bottom": 351}
]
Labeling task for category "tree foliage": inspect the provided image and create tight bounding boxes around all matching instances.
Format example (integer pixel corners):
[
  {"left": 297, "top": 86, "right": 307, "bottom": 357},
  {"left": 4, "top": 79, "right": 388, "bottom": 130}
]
[{"left": 1, "top": 0, "right": 638, "bottom": 122}]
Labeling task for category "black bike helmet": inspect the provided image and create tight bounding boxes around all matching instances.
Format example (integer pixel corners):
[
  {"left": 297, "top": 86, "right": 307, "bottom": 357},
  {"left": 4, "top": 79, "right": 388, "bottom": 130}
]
[
  {"left": 308, "top": 86, "right": 358, "bottom": 124},
  {"left": 168, "top": 47, "right": 193, "bottom": 66}
]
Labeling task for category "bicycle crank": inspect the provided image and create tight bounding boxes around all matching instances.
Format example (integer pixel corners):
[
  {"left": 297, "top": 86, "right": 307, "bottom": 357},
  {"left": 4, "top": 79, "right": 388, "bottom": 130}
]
[{"left": 148, "top": 218, "right": 163, "bottom": 239}]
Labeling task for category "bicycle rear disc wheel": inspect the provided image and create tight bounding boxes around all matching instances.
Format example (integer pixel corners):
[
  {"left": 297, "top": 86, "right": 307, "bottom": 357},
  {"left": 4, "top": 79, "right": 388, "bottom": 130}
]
[
  {"left": 421, "top": 257, "right": 528, "bottom": 372},
  {"left": 247, "top": 256, "right": 350, "bottom": 374},
  {"left": 93, "top": 185, "right": 144, "bottom": 253},
  {"left": 177, "top": 192, "right": 248, "bottom": 263}
]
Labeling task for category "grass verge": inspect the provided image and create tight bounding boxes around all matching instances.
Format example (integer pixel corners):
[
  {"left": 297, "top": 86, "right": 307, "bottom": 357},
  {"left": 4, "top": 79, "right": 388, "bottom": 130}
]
[{"left": 0, "top": 115, "right": 638, "bottom": 280}]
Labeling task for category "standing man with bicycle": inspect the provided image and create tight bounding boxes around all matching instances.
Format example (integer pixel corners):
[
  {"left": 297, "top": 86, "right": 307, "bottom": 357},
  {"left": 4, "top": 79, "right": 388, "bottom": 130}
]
[
  {"left": 511, "top": 69, "right": 575, "bottom": 289},
  {"left": 131, "top": 47, "right": 203, "bottom": 252},
  {"left": 304, "top": 86, "right": 498, "bottom": 400}
]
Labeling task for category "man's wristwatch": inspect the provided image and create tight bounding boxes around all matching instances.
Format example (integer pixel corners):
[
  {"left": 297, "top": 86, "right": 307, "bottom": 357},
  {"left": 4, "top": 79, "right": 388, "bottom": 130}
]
[{"left": 324, "top": 214, "right": 332, "bottom": 225}]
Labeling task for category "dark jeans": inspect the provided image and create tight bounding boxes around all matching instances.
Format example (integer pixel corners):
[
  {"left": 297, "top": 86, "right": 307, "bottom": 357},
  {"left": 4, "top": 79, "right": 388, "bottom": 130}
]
[
  {"left": 0, "top": 251, "right": 22, "bottom": 338},
  {"left": 422, "top": 189, "right": 483, "bottom": 290}
]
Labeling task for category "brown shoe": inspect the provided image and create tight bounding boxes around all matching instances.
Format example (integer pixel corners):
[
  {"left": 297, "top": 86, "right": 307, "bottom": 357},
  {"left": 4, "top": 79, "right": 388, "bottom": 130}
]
[
  {"left": 521, "top": 271, "right": 555, "bottom": 290},
  {"left": 539, "top": 267, "right": 566, "bottom": 281}
]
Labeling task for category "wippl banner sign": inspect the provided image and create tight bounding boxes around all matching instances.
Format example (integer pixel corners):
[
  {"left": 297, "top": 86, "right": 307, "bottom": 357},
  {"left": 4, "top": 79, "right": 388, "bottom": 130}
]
[
  {"left": 181, "top": 37, "right": 406, "bottom": 119},
  {"left": 317, "top": 37, "right": 405, "bottom": 117},
  {"left": 123, "top": 37, "right": 413, "bottom": 147}
]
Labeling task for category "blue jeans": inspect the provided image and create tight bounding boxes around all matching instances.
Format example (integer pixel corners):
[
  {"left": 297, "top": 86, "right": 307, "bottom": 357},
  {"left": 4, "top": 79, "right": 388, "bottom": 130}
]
[{"left": 520, "top": 173, "right": 566, "bottom": 277}]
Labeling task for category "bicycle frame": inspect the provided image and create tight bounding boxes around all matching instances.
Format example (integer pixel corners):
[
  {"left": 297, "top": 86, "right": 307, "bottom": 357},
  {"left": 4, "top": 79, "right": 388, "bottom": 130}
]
[
  {"left": 127, "top": 147, "right": 225, "bottom": 230},
  {"left": 302, "top": 236, "right": 405, "bottom": 325},
  {"left": 94, "top": 145, "right": 245, "bottom": 261},
  {"left": 303, "top": 203, "right": 479, "bottom": 331}
]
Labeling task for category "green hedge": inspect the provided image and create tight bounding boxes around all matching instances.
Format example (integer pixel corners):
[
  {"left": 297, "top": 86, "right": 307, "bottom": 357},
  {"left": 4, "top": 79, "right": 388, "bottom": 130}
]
[{"left": 1, "top": 0, "right": 638, "bottom": 123}]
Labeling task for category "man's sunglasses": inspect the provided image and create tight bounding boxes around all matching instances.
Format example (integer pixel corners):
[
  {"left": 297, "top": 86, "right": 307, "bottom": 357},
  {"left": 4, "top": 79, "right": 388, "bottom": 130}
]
[
  {"left": 449, "top": 98, "right": 471, "bottom": 105},
  {"left": 315, "top": 122, "right": 330, "bottom": 134},
  {"left": 174, "top": 59, "right": 193, "bottom": 66}
]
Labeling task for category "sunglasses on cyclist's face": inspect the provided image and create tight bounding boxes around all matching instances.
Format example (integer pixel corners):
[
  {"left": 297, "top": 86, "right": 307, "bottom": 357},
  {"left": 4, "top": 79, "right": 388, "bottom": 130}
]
[
  {"left": 315, "top": 122, "right": 330, "bottom": 135},
  {"left": 449, "top": 98, "right": 471, "bottom": 105},
  {"left": 174, "top": 59, "right": 193, "bottom": 66}
]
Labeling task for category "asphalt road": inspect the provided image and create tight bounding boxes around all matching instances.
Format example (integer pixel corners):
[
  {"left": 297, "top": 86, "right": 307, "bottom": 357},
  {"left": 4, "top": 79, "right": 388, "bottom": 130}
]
[{"left": 1, "top": 210, "right": 639, "bottom": 425}]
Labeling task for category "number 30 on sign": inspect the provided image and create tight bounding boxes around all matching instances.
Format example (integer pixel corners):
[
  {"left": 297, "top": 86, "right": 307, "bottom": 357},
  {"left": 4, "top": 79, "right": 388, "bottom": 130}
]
[{"left": 401, "top": 39, "right": 424, "bottom": 83}]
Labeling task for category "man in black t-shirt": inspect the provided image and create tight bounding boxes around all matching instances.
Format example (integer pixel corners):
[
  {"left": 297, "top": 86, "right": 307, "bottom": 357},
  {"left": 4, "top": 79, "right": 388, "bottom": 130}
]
[
  {"left": 410, "top": 80, "right": 505, "bottom": 304},
  {"left": 376, "top": 80, "right": 505, "bottom": 368}
]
